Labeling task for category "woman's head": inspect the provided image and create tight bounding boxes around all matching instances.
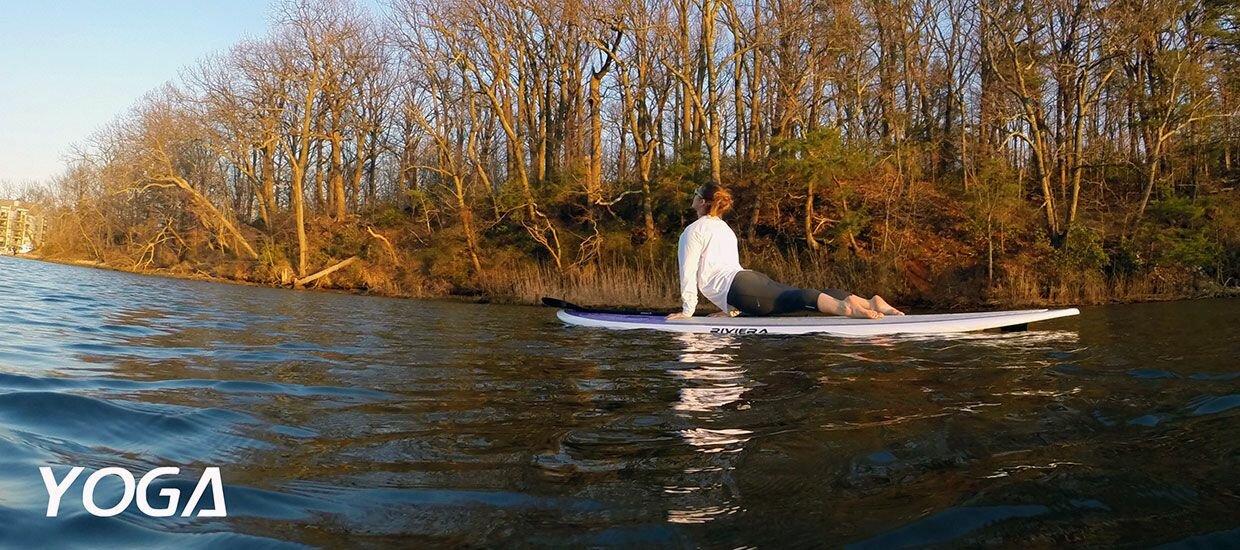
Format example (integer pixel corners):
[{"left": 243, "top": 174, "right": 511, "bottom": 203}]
[{"left": 693, "top": 180, "right": 733, "bottom": 218}]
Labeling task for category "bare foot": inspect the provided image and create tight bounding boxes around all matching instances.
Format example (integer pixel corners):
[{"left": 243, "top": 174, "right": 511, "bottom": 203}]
[
  {"left": 818, "top": 294, "right": 853, "bottom": 317},
  {"left": 870, "top": 295, "right": 904, "bottom": 316},
  {"left": 822, "top": 295, "right": 883, "bottom": 319},
  {"left": 844, "top": 296, "right": 882, "bottom": 319},
  {"left": 851, "top": 307, "right": 883, "bottom": 319}
]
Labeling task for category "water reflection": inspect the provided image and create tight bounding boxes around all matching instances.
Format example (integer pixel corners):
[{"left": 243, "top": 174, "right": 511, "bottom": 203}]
[
  {"left": 672, "top": 333, "right": 748, "bottom": 416},
  {"left": 666, "top": 334, "right": 752, "bottom": 524}
]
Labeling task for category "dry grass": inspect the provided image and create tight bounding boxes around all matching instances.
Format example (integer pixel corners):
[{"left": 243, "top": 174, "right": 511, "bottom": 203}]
[
  {"left": 990, "top": 264, "right": 1197, "bottom": 306},
  {"left": 477, "top": 257, "right": 681, "bottom": 308},
  {"left": 480, "top": 249, "right": 1227, "bottom": 312},
  {"left": 745, "top": 248, "right": 909, "bottom": 300},
  {"left": 476, "top": 248, "right": 913, "bottom": 310}
]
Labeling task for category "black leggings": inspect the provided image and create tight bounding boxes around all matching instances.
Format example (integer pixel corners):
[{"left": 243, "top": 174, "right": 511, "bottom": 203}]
[{"left": 726, "top": 270, "right": 853, "bottom": 316}]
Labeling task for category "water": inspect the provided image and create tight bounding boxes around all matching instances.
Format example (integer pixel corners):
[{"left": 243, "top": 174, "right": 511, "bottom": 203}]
[{"left": 0, "top": 255, "right": 1236, "bottom": 548}]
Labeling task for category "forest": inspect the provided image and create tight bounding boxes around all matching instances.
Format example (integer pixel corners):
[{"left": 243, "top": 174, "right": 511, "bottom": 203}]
[{"left": 25, "top": 0, "right": 1240, "bottom": 309}]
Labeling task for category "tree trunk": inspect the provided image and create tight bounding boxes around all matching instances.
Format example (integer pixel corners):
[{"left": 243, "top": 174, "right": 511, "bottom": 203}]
[
  {"left": 330, "top": 130, "right": 346, "bottom": 220},
  {"left": 804, "top": 179, "right": 819, "bottom": 249},
  {"left": 587, "top": 68, "right": 606, "bottom": 206},
  {"left": 292, "top": 164, "right": 308, "bottom": 276},
  {"left": 454, "top": 176, "right": 483, "bottom": 274},
  {"left": 260, "top": 143, "right": 276, "bottom": 227}
]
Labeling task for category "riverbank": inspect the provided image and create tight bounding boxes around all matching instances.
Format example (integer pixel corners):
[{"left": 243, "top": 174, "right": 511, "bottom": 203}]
[
  {"left": 32, "top": 168, "right": 1240, "bottom": 313},
  {"left": 20, "top": 250, "right": 1240, "bottom": 312},
  {"left": 18, "top": 253, "right": 489, "bottom": 305}
]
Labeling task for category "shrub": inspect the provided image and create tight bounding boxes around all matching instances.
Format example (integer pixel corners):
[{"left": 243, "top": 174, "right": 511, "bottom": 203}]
[
  {"left": 1141, "top": 196, "right": 1225, "bottom": 274},
  {"left": 1053, "top": 225, "right": 1108, "bottom": 271}
]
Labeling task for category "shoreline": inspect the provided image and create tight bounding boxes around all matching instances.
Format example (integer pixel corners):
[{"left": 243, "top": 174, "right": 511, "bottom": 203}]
[
  {"left": 14, "top": 254, "right": 502, "bottom": 307},
  {"left": 14, "top": 253, "right": 1239, "bottom": 311}
]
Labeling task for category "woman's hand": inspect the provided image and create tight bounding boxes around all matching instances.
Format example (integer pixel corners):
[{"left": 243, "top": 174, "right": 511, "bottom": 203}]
[
  {"left": 707, "top": 310, "right": 736, "bottom": 318},
  {"left": 666, "top": 313, "right": 692, "bottom": 320}
]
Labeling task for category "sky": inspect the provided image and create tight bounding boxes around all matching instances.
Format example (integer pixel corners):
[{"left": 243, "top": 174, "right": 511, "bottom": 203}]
[{"left": 0, "top": 1, "right": 273, "bottom": 189}]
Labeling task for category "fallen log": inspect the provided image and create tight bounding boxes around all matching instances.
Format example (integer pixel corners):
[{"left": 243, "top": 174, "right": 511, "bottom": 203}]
[{"left": 295, "top": 256, "right": 359, "bottom": 288}]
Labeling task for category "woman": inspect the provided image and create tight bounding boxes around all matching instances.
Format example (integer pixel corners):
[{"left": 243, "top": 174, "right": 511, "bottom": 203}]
[{"left": 667, "top": 181, "right": 903, "bottom": 320}]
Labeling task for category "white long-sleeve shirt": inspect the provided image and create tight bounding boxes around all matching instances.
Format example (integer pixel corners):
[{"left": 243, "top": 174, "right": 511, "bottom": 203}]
[{"left": 677, "top": 216, "right": 743, "bottom": 316}]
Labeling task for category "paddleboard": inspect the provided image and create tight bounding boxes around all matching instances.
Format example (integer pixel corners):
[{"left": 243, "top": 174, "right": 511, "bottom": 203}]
[{"left": 556, "top": 308, "right": 1080, "bottom": 336}]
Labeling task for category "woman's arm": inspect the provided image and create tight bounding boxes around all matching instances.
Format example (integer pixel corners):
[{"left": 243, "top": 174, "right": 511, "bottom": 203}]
[{"left": 672, "top": 227, "right": 704, "bottom": 318}]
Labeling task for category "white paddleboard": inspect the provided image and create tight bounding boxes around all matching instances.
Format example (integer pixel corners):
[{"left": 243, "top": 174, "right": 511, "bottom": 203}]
[{"left": 557, "top": 308, "right": 1080, "bottom": 336}]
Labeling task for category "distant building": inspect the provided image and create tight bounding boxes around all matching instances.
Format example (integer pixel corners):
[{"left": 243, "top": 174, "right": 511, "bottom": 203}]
[{"left": 0, "top": 199, "right": 47, "bottom": 254}]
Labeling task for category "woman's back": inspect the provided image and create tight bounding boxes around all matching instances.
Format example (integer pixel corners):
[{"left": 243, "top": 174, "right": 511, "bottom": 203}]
[{"left": 678, "top": 216, "right": 742, "bottom": 314}]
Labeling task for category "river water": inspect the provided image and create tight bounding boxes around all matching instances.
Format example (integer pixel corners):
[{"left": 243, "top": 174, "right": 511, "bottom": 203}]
[{"left": 0, "top": 255, "right": 1235, "bottom": 548}]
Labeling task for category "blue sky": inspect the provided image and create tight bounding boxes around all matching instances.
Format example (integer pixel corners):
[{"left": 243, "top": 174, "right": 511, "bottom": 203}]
[{"left": 0, "top": 1, "right": 273, "bottom": 187}]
